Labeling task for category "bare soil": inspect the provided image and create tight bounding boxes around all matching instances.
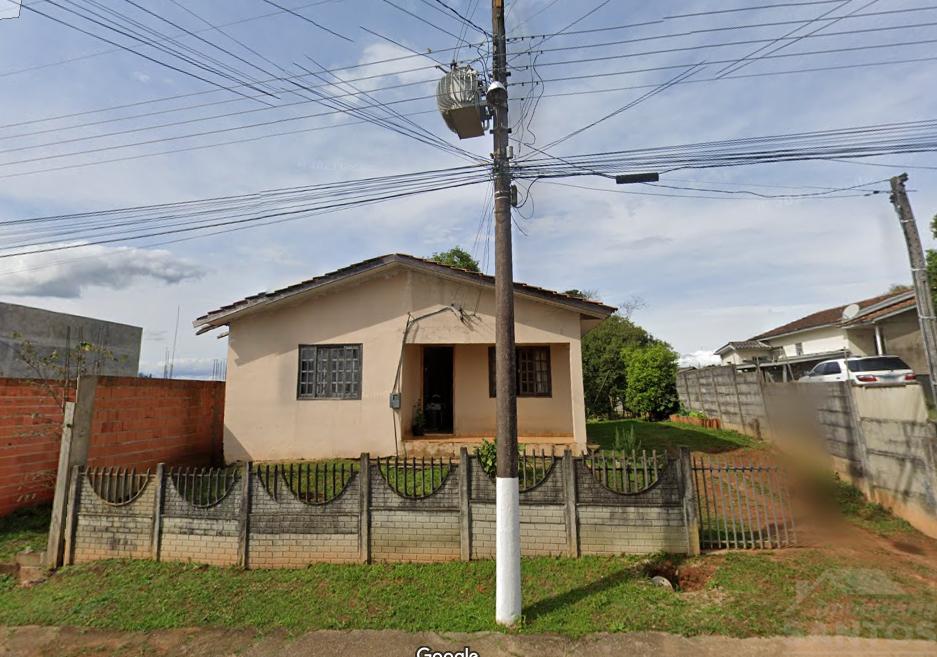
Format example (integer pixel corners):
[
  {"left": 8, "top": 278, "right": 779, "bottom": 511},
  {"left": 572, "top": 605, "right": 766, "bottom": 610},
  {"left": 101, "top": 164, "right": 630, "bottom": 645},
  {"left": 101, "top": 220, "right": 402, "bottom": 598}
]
[{"left": 1, "top": 626, "right": 936, "bottom": 657}]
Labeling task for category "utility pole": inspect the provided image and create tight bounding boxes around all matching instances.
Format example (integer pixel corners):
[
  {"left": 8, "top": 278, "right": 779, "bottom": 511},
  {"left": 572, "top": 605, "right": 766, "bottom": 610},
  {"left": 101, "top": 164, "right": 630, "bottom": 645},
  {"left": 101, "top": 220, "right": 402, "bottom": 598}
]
[
  {"left": 889, "top": 173, "right": 937, "bottom": 405},
  {"left": 489, "top": 0, "right": 521, "bottom": 627}
]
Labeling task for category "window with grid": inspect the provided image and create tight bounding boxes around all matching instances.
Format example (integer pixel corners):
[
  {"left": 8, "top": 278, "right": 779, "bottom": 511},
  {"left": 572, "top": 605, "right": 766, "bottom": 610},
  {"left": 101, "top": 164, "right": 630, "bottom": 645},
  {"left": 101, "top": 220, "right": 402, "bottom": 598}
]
[
  {"left": 297, "top": 344, "right": 362, "bottom": 399},
  {"left": 488, "top": 346, "right": 552, "bottom": 397}
]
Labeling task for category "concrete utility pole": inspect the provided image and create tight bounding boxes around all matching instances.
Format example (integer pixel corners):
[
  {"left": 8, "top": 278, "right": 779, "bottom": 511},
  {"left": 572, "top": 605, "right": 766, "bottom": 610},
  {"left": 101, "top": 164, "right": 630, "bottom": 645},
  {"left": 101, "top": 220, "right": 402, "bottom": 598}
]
[
  {"left": 889, "top": 173, "right": 937, "bottom": 404},
  {"left": 489, "top": 0, "right": 521, "bottom": 627}
]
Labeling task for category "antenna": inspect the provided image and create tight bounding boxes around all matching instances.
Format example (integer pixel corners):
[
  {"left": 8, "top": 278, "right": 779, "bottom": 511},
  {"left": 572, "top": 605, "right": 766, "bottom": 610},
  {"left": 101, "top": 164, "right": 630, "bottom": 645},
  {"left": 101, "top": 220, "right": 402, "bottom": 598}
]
[{"left": 842, "top": 303, "right": 860, "bottom": 321}]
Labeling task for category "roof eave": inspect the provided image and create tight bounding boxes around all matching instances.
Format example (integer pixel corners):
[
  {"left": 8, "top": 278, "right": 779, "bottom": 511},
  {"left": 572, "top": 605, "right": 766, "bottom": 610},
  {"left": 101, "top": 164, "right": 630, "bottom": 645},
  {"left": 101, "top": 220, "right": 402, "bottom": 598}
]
[{"left": 193, "top": 255, "right": 614, "bottom": 331}]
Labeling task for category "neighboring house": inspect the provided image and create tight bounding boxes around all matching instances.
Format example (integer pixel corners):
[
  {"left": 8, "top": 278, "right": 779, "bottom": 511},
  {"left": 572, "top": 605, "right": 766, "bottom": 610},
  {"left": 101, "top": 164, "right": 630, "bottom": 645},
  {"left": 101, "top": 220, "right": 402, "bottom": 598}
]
[
  {"left": 194, "top": 253, "right": 615, "bottom": 461},
  {"left": 715, "top": 290, "right": 924, "bottom": 381},
  {"left": 0, "top": 301, "right": 142, "bottom": 378}
]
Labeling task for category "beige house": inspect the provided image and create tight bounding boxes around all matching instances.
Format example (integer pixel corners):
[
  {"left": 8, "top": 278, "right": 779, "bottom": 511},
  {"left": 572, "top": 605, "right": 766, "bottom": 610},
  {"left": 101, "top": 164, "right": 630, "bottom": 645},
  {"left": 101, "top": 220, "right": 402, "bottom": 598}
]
[
  {"left": 194, "top": 254, "right": 614, "bottom": 462},
  {"left": 715, "top": 289, "right": 925, "bottom": 381}
]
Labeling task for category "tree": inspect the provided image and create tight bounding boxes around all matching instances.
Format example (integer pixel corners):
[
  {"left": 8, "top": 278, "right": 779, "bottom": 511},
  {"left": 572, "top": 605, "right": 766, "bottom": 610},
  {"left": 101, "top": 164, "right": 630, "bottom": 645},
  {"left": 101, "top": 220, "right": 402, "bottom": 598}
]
[
  {"left": 429, "top": 246, "right": 480, "bottom": 272},
  {"left": 6, "top": 332, "right": 121, "bottom": 408},
  {"left": 563, "top": 289, "right": 598, "bottom": 300},
  {"left": 581, "top": 314, "right": 655, "bottom": 418},
  {"left": 624, "top": 342, "right": 679, "bottom": 420}
]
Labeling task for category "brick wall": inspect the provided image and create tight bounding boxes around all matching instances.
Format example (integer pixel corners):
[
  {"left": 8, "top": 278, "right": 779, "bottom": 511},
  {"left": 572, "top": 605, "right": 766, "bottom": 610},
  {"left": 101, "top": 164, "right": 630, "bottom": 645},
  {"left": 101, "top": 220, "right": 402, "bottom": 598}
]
[
  {"left": 67, "top": 452, "right": 697, "bottom": 568},
  {"left": 0, "top": 379, "right": 73, "bottom": 516},
  {"left": 0, "top": 376, "right": 224, "bottom": 518},
  {"left": 86, "top": 377, "right": 224, "bottom": 470}
]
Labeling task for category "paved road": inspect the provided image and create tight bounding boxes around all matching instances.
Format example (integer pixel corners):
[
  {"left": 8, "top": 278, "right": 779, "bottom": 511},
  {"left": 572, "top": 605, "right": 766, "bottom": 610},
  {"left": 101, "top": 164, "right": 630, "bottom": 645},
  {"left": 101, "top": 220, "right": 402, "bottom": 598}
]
[{"left": 1, "top": 627, "right": 936, "bottom": 657}]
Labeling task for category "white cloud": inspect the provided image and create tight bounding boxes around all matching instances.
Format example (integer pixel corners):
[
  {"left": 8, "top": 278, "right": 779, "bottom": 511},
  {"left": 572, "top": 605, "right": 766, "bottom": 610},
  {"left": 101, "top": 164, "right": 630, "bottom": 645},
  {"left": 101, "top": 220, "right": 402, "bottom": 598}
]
[
  {"left": 0, "top": 244, "right": 206, "bottom": 298},
  {"left": 678, "top": 350, "right": 722, "bottom": 369}
]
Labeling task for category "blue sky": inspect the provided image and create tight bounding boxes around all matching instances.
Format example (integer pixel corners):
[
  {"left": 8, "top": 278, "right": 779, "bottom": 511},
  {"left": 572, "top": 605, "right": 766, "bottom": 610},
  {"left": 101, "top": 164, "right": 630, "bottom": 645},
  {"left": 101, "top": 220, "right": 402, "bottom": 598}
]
[{"left": 1, "top": 0, "right": 936, "bottom": 376}]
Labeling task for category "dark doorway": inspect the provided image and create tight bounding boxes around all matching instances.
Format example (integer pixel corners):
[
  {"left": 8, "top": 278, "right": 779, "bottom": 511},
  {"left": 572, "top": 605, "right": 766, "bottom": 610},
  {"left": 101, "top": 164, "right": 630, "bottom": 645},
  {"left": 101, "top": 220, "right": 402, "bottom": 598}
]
[{"left": 422, "top": 346, "right": 453, "bottom": 434}]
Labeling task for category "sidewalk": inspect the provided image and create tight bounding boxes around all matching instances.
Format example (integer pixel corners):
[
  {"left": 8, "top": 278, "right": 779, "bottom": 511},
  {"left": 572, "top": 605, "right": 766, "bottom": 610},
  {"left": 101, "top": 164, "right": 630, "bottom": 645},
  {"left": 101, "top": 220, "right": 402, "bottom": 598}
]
[{"left": 1, "top": 627, "right": 935, "bottom": 657}]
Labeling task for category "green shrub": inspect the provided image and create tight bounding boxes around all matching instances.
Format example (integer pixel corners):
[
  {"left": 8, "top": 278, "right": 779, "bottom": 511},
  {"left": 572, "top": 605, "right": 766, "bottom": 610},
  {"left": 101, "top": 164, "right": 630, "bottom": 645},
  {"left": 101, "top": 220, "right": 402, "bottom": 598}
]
[{"left": 623, "top": 343, "right": 680, "bottom": 420}]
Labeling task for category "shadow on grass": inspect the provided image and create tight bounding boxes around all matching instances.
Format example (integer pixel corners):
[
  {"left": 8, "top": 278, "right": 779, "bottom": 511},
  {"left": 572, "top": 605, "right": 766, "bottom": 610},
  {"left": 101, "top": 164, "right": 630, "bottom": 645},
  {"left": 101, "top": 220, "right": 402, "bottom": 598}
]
[
  {"left": 523, "top": 555, "right": 687, "bottom": 622},
  {"left": 586, "top": 419, "right": 755, "bottom": 454},
  {"left": 523, "top": 566, "right": 639, "bottom": 622}
]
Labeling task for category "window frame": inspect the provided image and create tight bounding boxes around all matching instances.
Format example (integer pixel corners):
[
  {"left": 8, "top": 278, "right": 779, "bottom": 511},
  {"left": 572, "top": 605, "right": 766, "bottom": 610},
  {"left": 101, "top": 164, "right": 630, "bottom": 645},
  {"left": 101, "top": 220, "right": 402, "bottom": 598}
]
[
  {"left": 296, "top": 343, "right": 363, "bottom": 400},
  {"left": 488, "top": 345, "right": 553, "bottom": 398}
]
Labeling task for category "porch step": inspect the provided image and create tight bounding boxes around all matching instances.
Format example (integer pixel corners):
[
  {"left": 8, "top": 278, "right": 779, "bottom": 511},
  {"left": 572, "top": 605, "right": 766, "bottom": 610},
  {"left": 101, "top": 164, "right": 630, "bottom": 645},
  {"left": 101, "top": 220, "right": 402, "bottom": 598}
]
[{"left": 402, "top": 436, "right": 582, "bottom": 458}]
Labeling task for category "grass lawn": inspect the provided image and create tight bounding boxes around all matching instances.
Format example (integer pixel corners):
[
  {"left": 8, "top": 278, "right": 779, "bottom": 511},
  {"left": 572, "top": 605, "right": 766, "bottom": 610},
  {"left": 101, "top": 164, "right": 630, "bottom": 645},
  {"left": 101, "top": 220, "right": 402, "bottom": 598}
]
[
  {"left": 587, "top": 419, "right": 758, "bottom": 454},
  {"left": 0, "top": 549, "right": 935, "bottom": 638},
  {"left": 0, "top": 505, "right": 50, "bottom": 563}
]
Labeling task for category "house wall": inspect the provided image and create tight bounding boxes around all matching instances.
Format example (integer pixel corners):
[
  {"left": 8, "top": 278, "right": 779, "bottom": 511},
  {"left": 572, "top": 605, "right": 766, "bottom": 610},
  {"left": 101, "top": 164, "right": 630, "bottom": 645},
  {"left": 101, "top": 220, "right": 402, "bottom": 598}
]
[
  {"left": 846, "top": 328, "right": 877, "bottom": 357},
  {"left": 880, "top": 311, "right": 927, "bottom": 373},
  {"left": 767, "top": 326, "right": 845, "bottom": 357},
  {"left": 719, "top": 347, "right": 769, "bottom": 366},
  {"left": 223, "top": 268, "right": 590, "bottom": 462}
]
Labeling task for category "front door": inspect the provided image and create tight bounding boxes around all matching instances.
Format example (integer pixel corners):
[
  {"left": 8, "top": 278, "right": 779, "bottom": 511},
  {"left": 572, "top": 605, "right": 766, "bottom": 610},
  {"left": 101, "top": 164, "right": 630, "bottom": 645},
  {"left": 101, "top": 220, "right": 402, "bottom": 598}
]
[{"left": 422, "top": 346, "right": 454, "bottom": 434}]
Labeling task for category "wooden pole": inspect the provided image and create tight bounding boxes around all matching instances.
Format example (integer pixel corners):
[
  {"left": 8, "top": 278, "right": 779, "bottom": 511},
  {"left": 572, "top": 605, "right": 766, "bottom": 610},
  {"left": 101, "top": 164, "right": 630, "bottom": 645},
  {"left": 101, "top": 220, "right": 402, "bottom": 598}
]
[{"left": 490, "top": 0, "right": 520, "bottom": 628}]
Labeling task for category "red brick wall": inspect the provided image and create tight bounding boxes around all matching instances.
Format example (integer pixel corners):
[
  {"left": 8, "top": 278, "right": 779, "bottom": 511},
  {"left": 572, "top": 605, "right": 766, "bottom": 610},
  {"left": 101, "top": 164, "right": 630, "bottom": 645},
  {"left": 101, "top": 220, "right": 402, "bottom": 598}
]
[
  {"left": 0, "top": 379, "right": 73, "bottom": 516},
  {"left": 86, "top": 377, "right": 224, "bottom": 470},
  {"left": 0, "top": 377, "right": 224, "bottom": 517}
]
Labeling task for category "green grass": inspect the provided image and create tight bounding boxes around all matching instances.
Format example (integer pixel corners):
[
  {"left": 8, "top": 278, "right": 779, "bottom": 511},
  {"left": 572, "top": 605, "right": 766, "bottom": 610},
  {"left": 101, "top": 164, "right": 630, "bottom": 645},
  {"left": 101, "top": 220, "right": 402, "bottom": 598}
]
[
  {"left": 0, "top": 505, "right": 50, "bottom": 563},
  {"left": 0, "top": 550, "right": 934, "bottom": 638},
  {"left": 587, "top": 419, "right": 758, "bottom": 454},
  {"left": 819, "top": 474, "right": 915, "bottom": 536}
]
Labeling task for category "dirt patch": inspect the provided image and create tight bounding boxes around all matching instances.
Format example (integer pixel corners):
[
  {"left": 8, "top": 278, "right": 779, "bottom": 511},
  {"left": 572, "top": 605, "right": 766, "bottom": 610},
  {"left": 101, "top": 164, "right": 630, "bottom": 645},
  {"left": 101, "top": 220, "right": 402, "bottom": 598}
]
[
  {"left": 644, "top": 557, "right": 719, "bottom": 592},
  {"left": 3, "top": 627, "right": 937, "bottom": 657}
]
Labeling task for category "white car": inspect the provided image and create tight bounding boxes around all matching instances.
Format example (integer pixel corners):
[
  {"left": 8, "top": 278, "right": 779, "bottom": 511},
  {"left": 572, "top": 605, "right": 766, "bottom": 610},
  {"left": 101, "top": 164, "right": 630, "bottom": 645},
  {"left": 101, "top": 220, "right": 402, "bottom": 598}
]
[{"left": 800, "top": 356, "right": 916, "bottom": 385}]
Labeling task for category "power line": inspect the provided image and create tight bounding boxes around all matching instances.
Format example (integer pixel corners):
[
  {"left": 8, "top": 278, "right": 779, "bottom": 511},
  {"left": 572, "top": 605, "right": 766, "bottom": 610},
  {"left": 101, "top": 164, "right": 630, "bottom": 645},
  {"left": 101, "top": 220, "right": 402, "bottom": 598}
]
[
  {"left": 19, "top": 0, "right": 270, "bottom": 103},
  {"left": 508, "top": 20, "right": 937, "bottom": 68},
  {"left": 381, "top": 0, "right": 463, "bottom": 41},
  {"left": 259, "top": 0, "right": 352, "bottom": 42},
  {"left": 425, "top": 0, "right": 490, "bottom": 36}
]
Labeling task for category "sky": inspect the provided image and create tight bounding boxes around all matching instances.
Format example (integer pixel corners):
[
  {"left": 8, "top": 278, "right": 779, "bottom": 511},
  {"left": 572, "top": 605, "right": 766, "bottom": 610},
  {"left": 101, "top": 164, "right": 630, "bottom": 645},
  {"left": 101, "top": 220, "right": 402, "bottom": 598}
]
[{"left": 1, "top": 0, "right": 936, "bottom": 376}]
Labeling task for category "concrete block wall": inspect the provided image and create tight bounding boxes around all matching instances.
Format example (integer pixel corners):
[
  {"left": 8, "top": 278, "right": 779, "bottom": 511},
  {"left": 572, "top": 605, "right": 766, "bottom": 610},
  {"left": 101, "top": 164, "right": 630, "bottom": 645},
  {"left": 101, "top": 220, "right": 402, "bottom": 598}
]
[
  {"left": 371, "top": 464, "right": 461, "bottom": 563},
  {"left": 677, "top": 367, "right": 768, "bottom": 436},
  {"left": 249, "top": 469, "right": 361, "bottom": 567},
  {"left": 67, "top": 452, "right": 700, "bottom": 569},
  {"left": 679, "top": 367, "right": 937, "bottom": 539},
  {"left": 159, "top": 473, "right": 240, "bottom": 566},
  {"left": 72, "top": 473, "right": 155, "bottom": 562}
]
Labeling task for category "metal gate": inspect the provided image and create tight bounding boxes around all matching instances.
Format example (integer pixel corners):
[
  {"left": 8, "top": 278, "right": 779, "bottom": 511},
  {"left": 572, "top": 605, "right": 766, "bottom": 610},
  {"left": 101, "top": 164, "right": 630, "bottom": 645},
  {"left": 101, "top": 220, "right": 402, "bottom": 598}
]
[{"left": 692, "top": 456, "right": 797, "bottom": 550}]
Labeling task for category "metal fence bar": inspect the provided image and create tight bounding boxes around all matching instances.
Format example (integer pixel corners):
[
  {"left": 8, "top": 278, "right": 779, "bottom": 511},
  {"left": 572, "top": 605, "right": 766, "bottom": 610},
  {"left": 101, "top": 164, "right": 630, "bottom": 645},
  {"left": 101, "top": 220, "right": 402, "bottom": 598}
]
[{"left": 691, "top": 458, "right": 796, "bottom": 550}]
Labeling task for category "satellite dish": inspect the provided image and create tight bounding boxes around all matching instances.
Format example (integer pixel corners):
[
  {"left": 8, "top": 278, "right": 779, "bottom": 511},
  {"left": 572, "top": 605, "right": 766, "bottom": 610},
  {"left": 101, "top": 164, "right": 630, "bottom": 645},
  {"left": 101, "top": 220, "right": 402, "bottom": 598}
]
[{"left": 842, "top": 303, "right": 860, "bottom": 320}]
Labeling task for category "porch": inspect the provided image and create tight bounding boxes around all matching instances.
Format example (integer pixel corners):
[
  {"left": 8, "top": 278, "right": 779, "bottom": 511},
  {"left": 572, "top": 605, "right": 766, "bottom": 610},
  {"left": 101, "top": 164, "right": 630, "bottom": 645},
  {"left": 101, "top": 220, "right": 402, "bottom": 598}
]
[{"left": 399, "top": 342, "right": 582, "bottom": 455}]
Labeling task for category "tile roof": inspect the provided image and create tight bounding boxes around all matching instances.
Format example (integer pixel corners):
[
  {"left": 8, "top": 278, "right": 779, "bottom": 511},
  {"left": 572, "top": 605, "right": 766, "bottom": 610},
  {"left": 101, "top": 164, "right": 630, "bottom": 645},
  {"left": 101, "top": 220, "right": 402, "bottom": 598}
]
[
  {"left": 752, "top": 290, "right": 916, "bottom": 340},
  {"left": 843, "top": 295, "right": 916, "bottom": 325},
  {"left": 194, "top": 253, "right": 616, "bottom": 330},
  {"left": 715, "top": 340, "right": 770, "bottom": 354}
]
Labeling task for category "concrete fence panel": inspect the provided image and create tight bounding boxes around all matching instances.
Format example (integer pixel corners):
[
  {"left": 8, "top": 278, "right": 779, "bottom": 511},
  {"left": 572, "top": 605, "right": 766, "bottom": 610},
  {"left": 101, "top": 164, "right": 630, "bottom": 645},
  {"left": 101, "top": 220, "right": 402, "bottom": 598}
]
[{"left": 66, "top": 450, "right": 701, "bottom": 568}]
